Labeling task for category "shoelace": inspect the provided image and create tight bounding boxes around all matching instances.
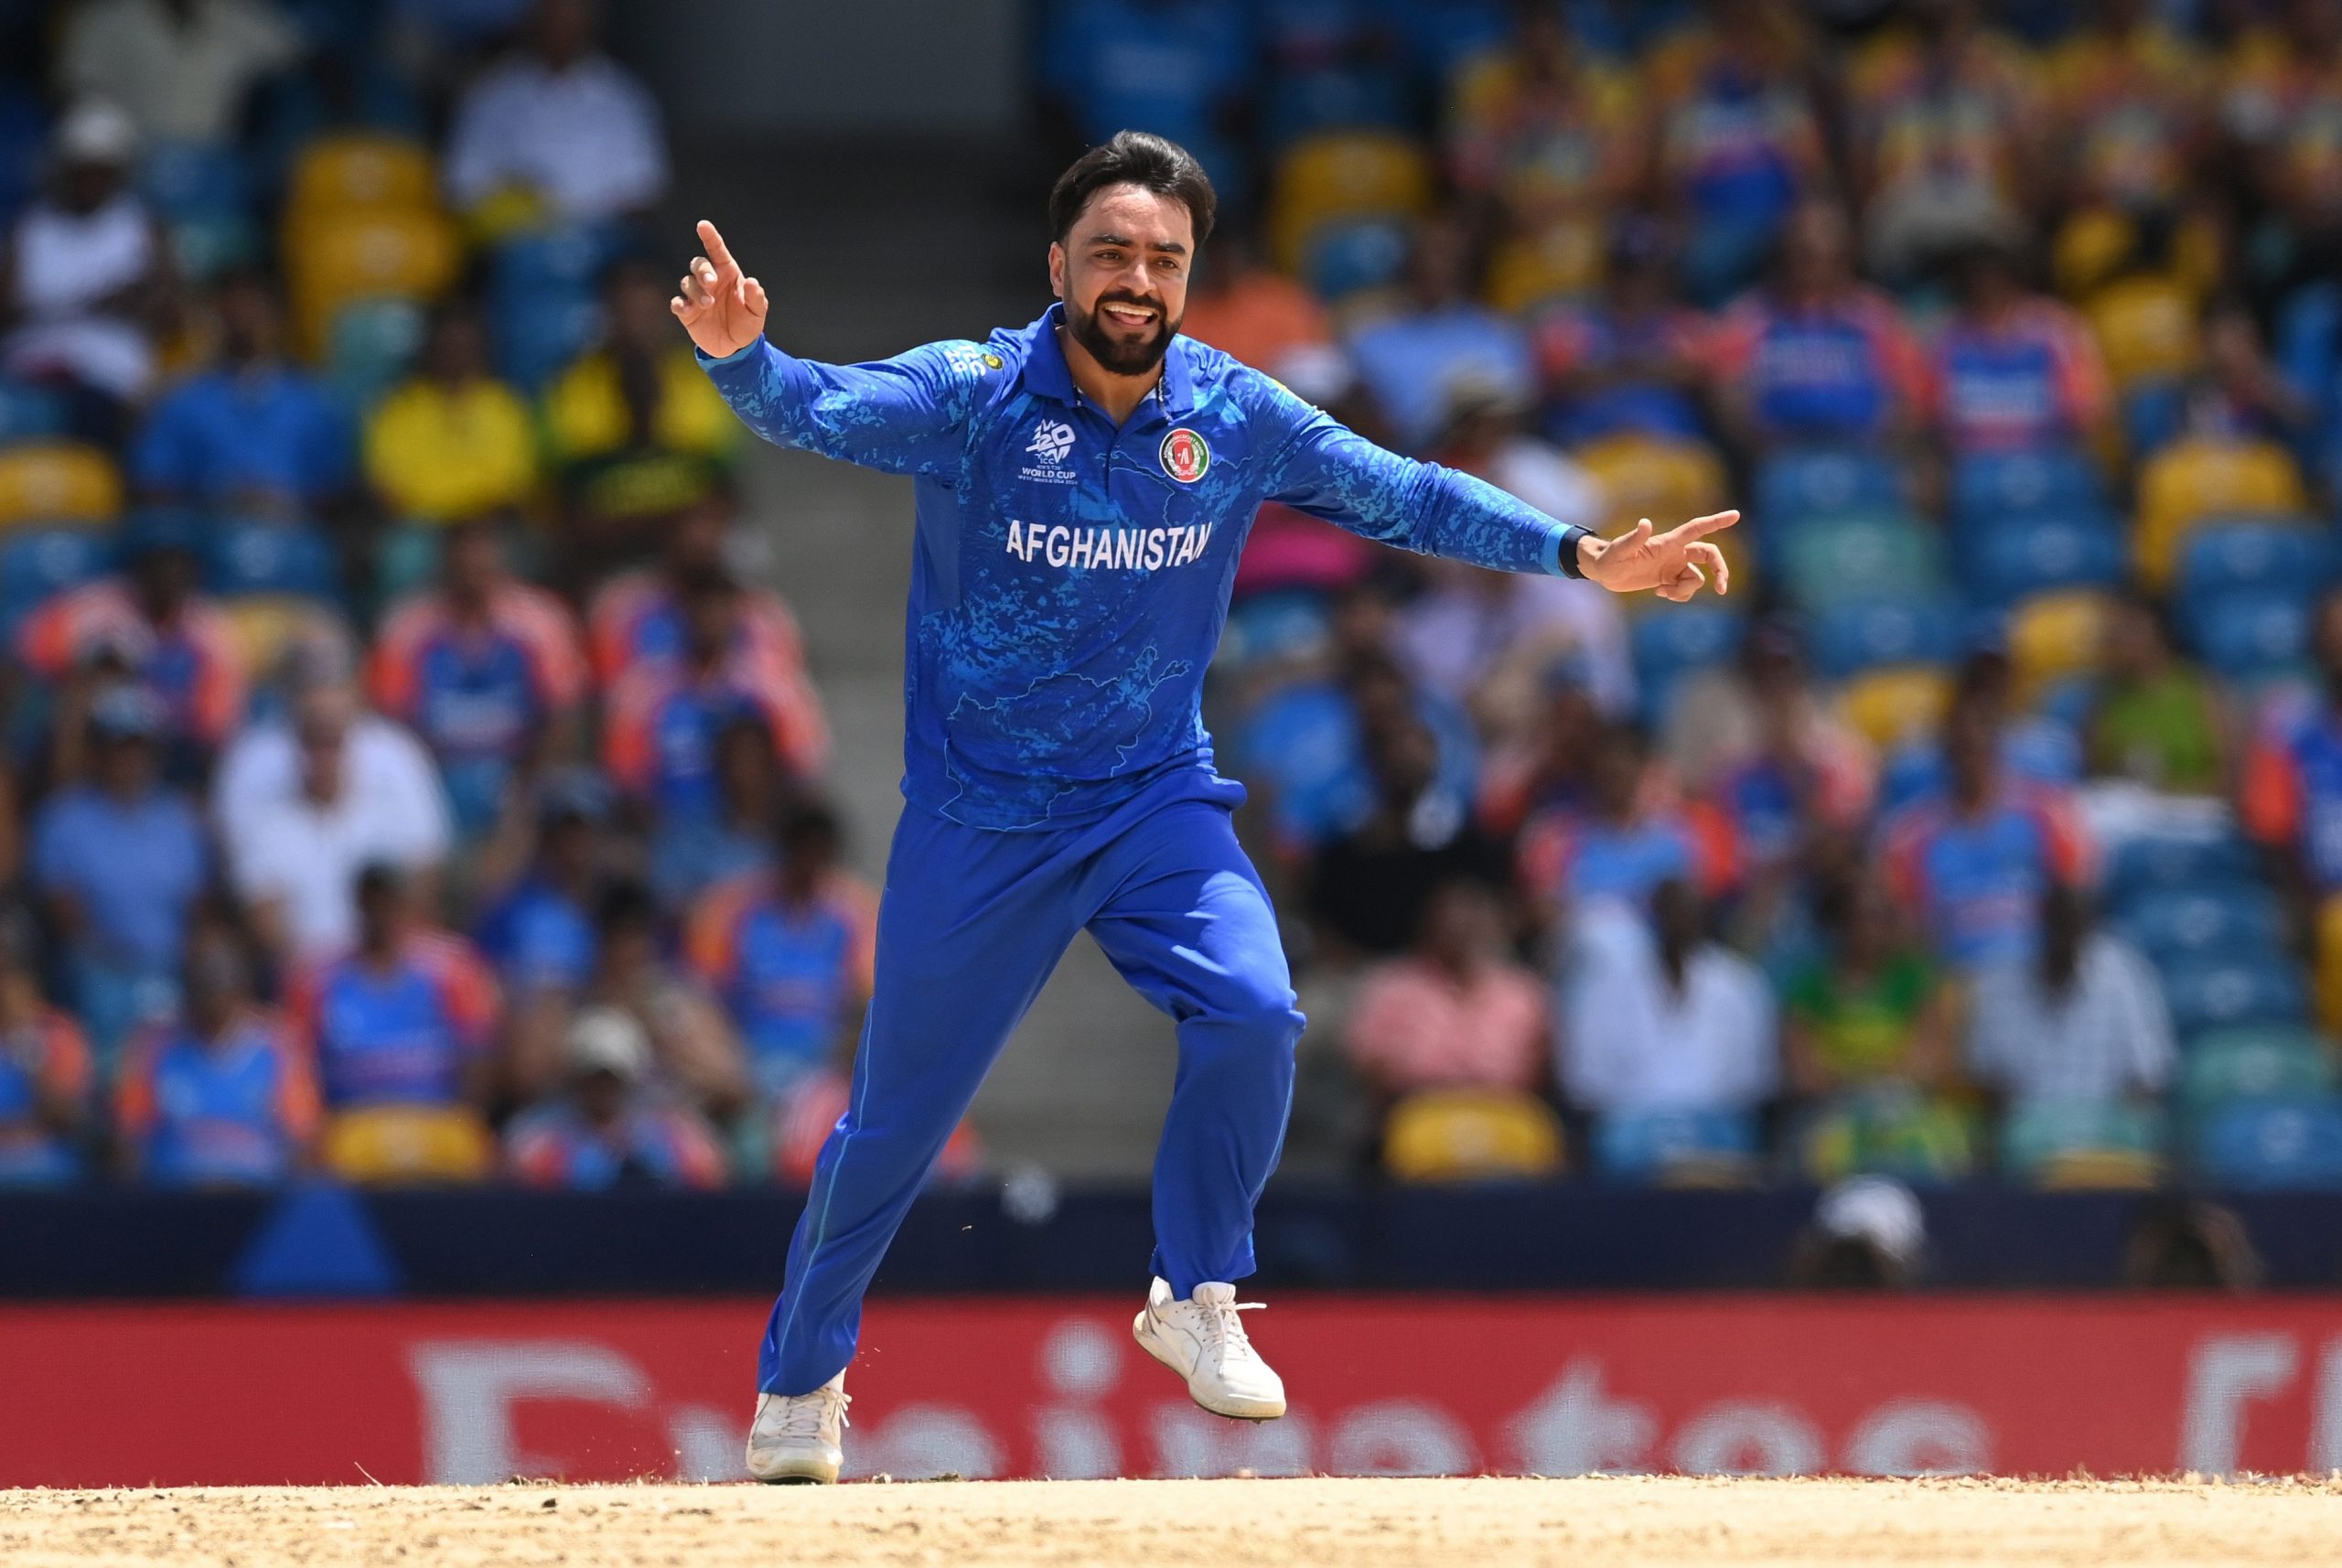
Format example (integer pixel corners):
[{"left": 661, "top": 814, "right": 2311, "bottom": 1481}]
[
  {"left": 770, "top": 1389, "right": 851, "bottom": 1442},
  {"left": 1199, "top": 1299, "right": 1265, "bottom": 1358}
]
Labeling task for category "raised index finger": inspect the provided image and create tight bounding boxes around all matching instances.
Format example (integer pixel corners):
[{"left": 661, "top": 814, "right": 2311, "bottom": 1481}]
[
  {"left": 1673, "top": 509, "right": 1741, "bottom": 540},
  {"left": 696, "top": 220, "right": 740, "bottom": 277}
]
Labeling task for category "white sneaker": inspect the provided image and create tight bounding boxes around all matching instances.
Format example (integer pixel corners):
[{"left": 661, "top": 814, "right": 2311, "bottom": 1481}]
[
  {"left": 1132, "top": 1276, "right": 1287, "bottom": 1421},
  {"left": 745, "top": 1372, "right": 850, "bottom": 1484}
]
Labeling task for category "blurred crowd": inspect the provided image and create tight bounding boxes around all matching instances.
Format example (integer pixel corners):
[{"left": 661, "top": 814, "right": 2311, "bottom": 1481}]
[
  {"left": 0, "top": 0, "right": 929, "bottom": 1192},
  {"left": 1040, "top": 0, "right": 2342, "bottom": 1190},
  {"left": 11, "top": 0, "right": 2342, "bottom": 1201}
]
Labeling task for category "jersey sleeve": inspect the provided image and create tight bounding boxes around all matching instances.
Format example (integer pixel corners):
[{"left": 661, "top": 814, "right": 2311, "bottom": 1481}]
[
  {"left": 1253, "top": 376, "right": 1588, "bottom": 577},
  {"left": 697, "top": 337, "right": 995, "bottom": 478}
]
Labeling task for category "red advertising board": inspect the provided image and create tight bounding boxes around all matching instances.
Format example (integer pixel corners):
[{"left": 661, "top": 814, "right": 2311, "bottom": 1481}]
[{"left": 8, "top": 1296, "right": 2342, "bottom": 1486}]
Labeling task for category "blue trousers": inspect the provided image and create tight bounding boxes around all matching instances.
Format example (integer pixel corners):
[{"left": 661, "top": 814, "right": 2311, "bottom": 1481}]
[{"left": 757, "top": 779, "right": 1305, "bottom": 1395}]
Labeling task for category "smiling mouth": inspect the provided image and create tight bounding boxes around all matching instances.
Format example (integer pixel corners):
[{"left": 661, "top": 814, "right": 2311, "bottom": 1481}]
[{"left": 1100, "top": 301, "right": 1159, "bottom": 329}]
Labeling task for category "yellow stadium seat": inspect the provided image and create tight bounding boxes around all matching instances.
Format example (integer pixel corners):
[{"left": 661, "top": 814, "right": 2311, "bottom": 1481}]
[
  {"left": 221, "top": 596, "right": 347, "bottom": 675},
  {"left": 1268, "top": 132, "right": 1434, "bottom": 273},
  {"left": 2085, "top": 274, "right": 2199, "bottom": 391},
  {"left": 0, "top": 442, "right": 122, "bottom": 527},
  {"left": 285, "top": 208, "right": 461, "bottom": 358},
  {"left": 2033, "top": 1148, "right": 2164, "bottom": 1190},
  {"left": 2315, "top": 896, "right": 2342, "bottom": 1037},
  {"left": 2133, "top": 436, "right": 2309, "bottom": 588},
  {"left": 1382, "top": 1088, "right": 1564, "bottom": 1183},
  {"left": 1835, "top": 665, "right": 1954, "bottom": 750},
  {"left": 2008, "top": 589, "right": 2116, "bottom": 697},
  {"left": 322, "top": 1104, "right": 493, "bottom": 1185},
  {"left": 285, "top": 134, "right": 438, "bottom": 220},
  {"left": 1485, "top": 218, "right": 1601, "bottom": 314}
]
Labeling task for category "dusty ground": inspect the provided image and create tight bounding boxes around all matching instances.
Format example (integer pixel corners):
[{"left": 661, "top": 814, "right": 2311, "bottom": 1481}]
[{"left": 5, "top": 1477, "right": 2339, "bottom": 1568}]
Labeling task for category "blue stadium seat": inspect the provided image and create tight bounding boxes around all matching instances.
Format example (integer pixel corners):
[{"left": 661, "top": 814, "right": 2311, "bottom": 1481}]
[
  {"left": 1959, "top": 512, "right": 2126, "bottom": 607},
  {"left": 489, "top": 224, "right": 623, "bottom": 303},
  {"left": 494, "top": 292, "right": 604, "bottom": 393},
  {"left": 1754, "top": 447, "right": 1904, "bottom": 526},
  {"left": 2160, "top": 953, "right": 2311, "bottom": 1038},
  {"left": 2175, "top": 515, "right": 2335, "bottom": 601},
  {"left": 2192, "top": 1097, "right": 2342, "bottom": 1189},
  {"left": 1808, "top": 596, "right": 1961, "bottom": 680},
  {"left": 2180, "top": 1027, "right": 2337, "bottom": 1121},
  {"left": 2104, "top": 826, "right": 2261, "bottom": 907},
  {"left": 2112, "top": 885, "right": 2288, "bottom": 964},
  {"left": 0, "top": 380, "right": 70, "bottom": 443},
  {"left": 1775, "top": 512, "right": 1943, "bottom": 609},
  {"left": 327, "top": 297, "right": 426, "bottom": 410},
  {"left": 1261, "top": 65, "right": 1413, "bottom": 149},
  {"left": 2123, "top": 380, "right": 2188, "bottom": 458},
  {"left": 1591, "top": 1109, "right": 1761, "bottom": 1184},
  {"left": 2001, "top": 1100, "right": 2165, "bottom": 1186},
  {"left": 137, "top": 139, "right": 252, "bottom": 221},
  {"left": 0, "top": 88, "right": 47, "bottom": 226},
  {"left": 203, "top": 521, "right": 338, "bottom": 601},
  {"left": 1947, "top": 447, "right": 2104, "bottom": 525},
  {"left": 2186, "top": 589, "right": 2311, "bottom": 682},
  {"left": 1304, "top": 217, "right": 1409, "bottom": 303},
  {"left": 0, "top": 526, "right": 112, "bottom": 607},
  {"left": 1630, "top": 602, "right": 1746, "bottom": 725}
]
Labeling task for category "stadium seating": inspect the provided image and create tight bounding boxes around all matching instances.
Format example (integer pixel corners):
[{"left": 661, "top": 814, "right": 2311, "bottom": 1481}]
[
  {"left": 1753, "top": 446, "right": 1905, "bottom": 529},
  {"left": 326, "top": 297, "right": 427, "bottom": 410},
  {"left": 285, "top": 208, "right": 462, "bottom": 360},
  {"left": 2000, "top": 1101, "right": 2166, "bottom": 1188},
  {"left": 1809, "top": 596, "right": 1962, "bottom": 681},
  {"left": 0, "top": 443, "right": 122, "bottom": 528},
  {"left": 203, "top": 521, "right": 341, "bottom": 602},
  {"left": 2192, "top": 1097, "right": 2342, "bottom": 1189},
  {"left": 2112, "top": 885, "right": 2289, "bottom": 966},
  {"left": 1628, "top": 602, "right": 1745, "bottom": 727},
  {"left": 1776, "top": 512, "right": 1944, "bottom": 611},
  {"left": 2005, "top": 589, "right": 2115, "bottom": 696},
  {"left": 2134, "top": 439, "right": 2312, "bottom": 588},
  {"left": 2159, "top": 952, "right": 2313, "bottom": 1039},
  {"left": 320, "top": 1105, "right": 496, "bottom": 1185},
  {"left": 1591, "top": 1110, "right": 1761, "bottom": 1186},
  {"left": 2178, "top": 1027, "right": 2337, "bottom": 1122},
  {"left": 1947, "top": 448, "right": 2106, "bottom": 528},
  {"left": 0, "top": 381, "right": 70, "bottom": 445},
  {"left": 1267, "top": 131, "right": 1434, "bottom": 272},
  {"left": 0, "top": 527, "right": 111, "bottom": 637},
  {"left": 1381, "top": 1089, "right": 1564, "bottom": 1183},
  {"left": 1835, "top": 666, "right": 1955, "bottom": 750},
  {"left": 1960, "top": 512, "right": 2126, "bottom": 608}
]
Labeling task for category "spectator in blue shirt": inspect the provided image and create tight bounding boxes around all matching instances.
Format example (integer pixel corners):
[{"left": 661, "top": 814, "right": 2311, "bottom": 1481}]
[
  {"left": 1346, "top": 215, "right": 1535, "bottom": 451},
  {"left": 476, "top": 768, "right": 613, "bottom": 998},
  {"left": 131, "top": 265, "right": 354, "bottom": 519},
  {"left": 31, "top": 687, "right": 209, "bottom": 1058},
  {"left": 650, "top": 709, "right": 782, "bottom": 911}
]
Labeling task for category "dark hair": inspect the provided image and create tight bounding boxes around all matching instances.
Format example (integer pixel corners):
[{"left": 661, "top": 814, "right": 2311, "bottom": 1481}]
[
  {"left": 779, "top": 800, "right": 843, "bottom": 857},
  {"left": 1048, "top": 131, "right": 1217, "bottom": 252},
  {"left": 594, "top": 879, "right": 660, "bottom": 937}
]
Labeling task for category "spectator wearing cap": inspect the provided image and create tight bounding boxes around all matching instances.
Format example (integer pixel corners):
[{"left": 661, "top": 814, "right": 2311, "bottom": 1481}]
[
  {"left": 0, "top": 918, "right": 92, "bottom": 1187},
  {"left": 585, "top": 496, "right": 810, "bottom": 689},
  {"left": 57, "top": 0, "right": 302, "bottom": 147},
  {"left": 1394, "top": 383, "right": 1631, "bottom": 730},
  {"left": 368, "top": 519, "right": 591, "bottom": 834},
  {"left": 541, "top": 258, "right": 740, "bottom": 564},
  {"left": 114, "top": 918, "right": 319, "bottom": 1186},
  {"left": 287, "top": 864, "right": 500, "bottom": 1114},
  {"left": 686, "top": 803, "right": 876, "bottom": 1102},
  {"left": 504, "top": 1006, "right": 727, "bottom": 1191},
  {"left": 131, "top": 266, "right": 354, "bottom": 520},
  {"left": 1345, "top": 214, "right": 1536, "bottom": 452},
  {"left": 1557, "top": 877, "right": 1778, "bottom": 1121},
  {"left": 1928, "top": 237, "right": 2113, "bottom": 457},
  {"left": 221, "top": 673, "right": 453, "bottom": 963},
  {"left": 443, "top": 0, "right": 670, "bottom": 228},
  {"left": 1965, "top": 882, "right": 2175, "bottom": 1109},
  {"left": 30, "top": 687, "right": 209, "bottom": 1057},
  {"left": 475, "top": 769, "right": 611, "bottom": 998},
  {"left": 1789, "top": 1176, "right": 1925, "bottom": 1289},
  {"left": 362, "top": 301, "right": 541, "bottom": 531},
  {"left": 650, "top": 711, "right": 783, "bottom": 912},
  {"left": 1880, "top": 695, "right": 2093, "bottom": 971},
  {"left": 1531, "top": 218, "right": 1714, "bottom": 446},
  {"left": 1, "top": 99, "right": 177, "bottom": 437},
  {"left": 1343, "top": 878, "right": 1548, "bottom": 1106},
  {"left": 1708, "top": 199, "right": 1928, "bottom": 456},
  {"left": 604, "top": 570, "right": 829, "bottom": 821},
  {"left": 17, "top": 510, "right": 247, "bottom": 765}
]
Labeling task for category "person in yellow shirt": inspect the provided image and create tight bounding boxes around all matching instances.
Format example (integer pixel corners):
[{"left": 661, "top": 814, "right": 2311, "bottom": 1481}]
[
  {"left": 365, "top": 301, "right": 539, "bottom": 526},
  {"left": 541, "top": 256, "right": 739, "bottom": 566}
]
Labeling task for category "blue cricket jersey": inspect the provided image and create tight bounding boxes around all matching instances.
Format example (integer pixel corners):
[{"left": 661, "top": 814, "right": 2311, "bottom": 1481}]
[{"left": 701, "top": 304, "right": 1593, "bottom": 830}]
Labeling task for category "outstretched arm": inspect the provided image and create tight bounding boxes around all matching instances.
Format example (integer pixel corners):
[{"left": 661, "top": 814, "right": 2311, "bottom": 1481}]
[
  {"left": 674, "top": 220, "right": 981, "bottom": 477},
  {"left": 1261, "top": 389, "right": 1735, "bottom": 601}
]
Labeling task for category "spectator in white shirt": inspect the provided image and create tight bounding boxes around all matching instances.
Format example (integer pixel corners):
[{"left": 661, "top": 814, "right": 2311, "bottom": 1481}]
[
  {"left": 1558, "top": 879, "right": 1778, "bottom": 1118},
  {"left": 217, "top": 656, "right": 450, "bottom": 962},
  {"left": 1966, "top": 884, "right": 2175, "bottom": 1107},
  {"left": 442, "top": 0, "right": 669, "bottom": 226},
  {"left": 58, "top": 0, "right": 302, "bottom": 147}
]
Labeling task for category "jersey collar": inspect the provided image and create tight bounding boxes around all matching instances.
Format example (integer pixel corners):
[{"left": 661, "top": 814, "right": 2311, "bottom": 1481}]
[{"left": 1018, "top": 303, "right": 1196, "bottom": 419}]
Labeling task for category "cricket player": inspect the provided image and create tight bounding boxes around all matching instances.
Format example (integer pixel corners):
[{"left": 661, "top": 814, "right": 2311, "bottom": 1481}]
[{"left": 671, "top": 130, "right": 1735, "bottom": 1483}]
